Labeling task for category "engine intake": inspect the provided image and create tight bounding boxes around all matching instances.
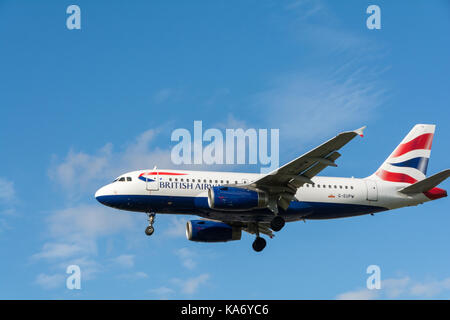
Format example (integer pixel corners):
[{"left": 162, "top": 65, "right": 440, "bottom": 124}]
[
  {"left": 208, "top": 186, "right": 268, "bottom": 211},
  {"left": 186, "top": 220, "right": 242, "bottom": 242}
]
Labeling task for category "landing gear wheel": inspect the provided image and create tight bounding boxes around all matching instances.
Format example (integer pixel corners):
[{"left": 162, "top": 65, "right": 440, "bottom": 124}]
[
  {"left": 145, "top": 226, "right": 154, "bottom": 236},
  {"left": 252, "top": 237, "right": 267, "bottom": 252},
  {"left": 270, "top": 216, "right": 285, "bottom": 232},
  {"left": 145, "top": 212, "right": 156, "bottom": 236}
]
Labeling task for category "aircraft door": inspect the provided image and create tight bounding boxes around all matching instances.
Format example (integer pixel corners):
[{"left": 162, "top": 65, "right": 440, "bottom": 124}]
[
  {"left": 365, "top": 180, "right": 378, "bottom": 201},
  {"left": 146, "top": 171, "right": 159, "bottom": 191}
]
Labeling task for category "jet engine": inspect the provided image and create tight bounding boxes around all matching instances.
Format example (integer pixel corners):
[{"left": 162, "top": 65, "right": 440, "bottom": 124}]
[
  {"left": 207, "top": 186, "right": 268, "bottom": 211},
  {"left": 186, "top": 220, "right": 242, "bottom": 242}
]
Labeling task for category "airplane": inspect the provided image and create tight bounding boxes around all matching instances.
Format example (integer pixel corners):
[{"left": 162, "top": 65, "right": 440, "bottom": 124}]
[{"left": 95, "top": 124, "right": 449, "bottom": 252}]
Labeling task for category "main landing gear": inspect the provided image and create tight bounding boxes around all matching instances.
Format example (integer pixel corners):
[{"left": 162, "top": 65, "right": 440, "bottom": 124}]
[
  {"left": 252, "top": 237, "right": 266, "bottom": 252},
  {"left": 270, "top": 216, "right": 285, "bottom": 232},
  {"left": 252, "top": 224, "right": 267, "bottom": 252},
  {"left": 145, "top": 212, "right": 156, "bottom": 236}
]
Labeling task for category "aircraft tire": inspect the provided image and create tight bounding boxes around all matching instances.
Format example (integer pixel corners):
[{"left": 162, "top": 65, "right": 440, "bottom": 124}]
[
  {"left": 145, "top": 226, "right": 154, "bottom": 236},
  {"left": 252, "top": 237, "right": 266, "bottom": 252},
  {"left": 270, "top": 216, "right": 285, "bottom": 232}
]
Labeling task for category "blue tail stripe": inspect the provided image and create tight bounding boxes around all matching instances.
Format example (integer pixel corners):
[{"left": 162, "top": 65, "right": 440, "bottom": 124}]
[{"left": 389, "top": 157, "right": 429, "bottom": 174}]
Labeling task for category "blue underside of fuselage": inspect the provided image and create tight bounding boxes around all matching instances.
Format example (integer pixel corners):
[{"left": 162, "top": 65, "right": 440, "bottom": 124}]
[{"left": 96, "top": 194, "right": 388, "bottom": 220}]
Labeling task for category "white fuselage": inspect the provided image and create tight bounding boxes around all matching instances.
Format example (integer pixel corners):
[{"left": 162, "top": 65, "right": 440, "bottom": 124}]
[{"left": 95, "top": 169, "right": 431, "bottom": 222}]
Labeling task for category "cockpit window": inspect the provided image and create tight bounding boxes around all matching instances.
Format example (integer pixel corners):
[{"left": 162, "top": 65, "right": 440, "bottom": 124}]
[
  {"left": 119, "top": 177, "right": 125, "bottom": 182},
  {"left": 127, "top": 177, "right": 132, "bottom": 181}
]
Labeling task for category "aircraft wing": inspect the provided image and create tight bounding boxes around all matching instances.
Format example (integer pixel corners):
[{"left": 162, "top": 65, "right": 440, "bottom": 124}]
[{"left": 246, "top": 126, "right": 366, "bottom": 211}]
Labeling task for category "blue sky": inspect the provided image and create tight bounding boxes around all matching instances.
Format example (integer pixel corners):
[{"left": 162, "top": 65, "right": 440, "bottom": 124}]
[{"left": 0, "top": 0, "right": 449, "bottom": 299}]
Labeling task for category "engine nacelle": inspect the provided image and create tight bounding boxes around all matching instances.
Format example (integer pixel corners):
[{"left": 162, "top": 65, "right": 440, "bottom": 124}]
[
  {"left": 186, "top": 220, "right": 242, "bottom": 242},
  {"left": 208, "top": 186, "right": 268, "bottom": 211}
]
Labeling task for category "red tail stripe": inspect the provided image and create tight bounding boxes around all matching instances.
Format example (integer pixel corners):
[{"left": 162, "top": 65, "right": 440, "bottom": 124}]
[
  {"left": 376, "top": 170, "right": 417, "bottom": 184},
  {"left": 392, "top": 133, "right": 433, "bottom": 158}
]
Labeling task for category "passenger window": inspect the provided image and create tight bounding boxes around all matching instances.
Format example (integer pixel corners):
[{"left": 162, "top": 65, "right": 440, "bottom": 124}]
[
  {"left": 345, "top": 186, "right": 348, "bottom": 189},
  {"left": 169, "top": 178, "right": 172, "bottom": 182},
  {"left": 226, "top": 180, "right": 229, "bottom": 184},
  {"left": 339, "top": 185, "right": 342, "bottom": 189},
  {"left": 220, "top": 180, "right": 223, "bottom": 183},
  {"left": 317, "top": 185, "right": 320, "bottom": 188},
  {"left": 334, "top": 185, "right": 337, "bottom": 189},
  {"left": 328, "top": 185, "right": 331, "bottom": 188},
  {"left": 351, "top": 186, "right": 354, "bottom": 189},
  {"left": 215, "top": 180, "right": 218, "bottom": 183}
]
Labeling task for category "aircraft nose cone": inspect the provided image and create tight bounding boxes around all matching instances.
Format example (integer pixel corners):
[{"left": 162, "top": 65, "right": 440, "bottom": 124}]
[{"left": 95, "top": 186, "right": 109, "bottom": 205}]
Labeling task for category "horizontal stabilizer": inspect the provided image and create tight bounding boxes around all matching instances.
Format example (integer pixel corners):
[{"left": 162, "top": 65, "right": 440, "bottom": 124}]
[{"left": 399, "top": 169, "right": 450, "bottom": 194}]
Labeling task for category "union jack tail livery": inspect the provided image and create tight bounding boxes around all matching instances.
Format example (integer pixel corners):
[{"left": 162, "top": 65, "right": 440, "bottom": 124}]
[{"left": 372, "top": 124, "right": 435, "bottom": 184}]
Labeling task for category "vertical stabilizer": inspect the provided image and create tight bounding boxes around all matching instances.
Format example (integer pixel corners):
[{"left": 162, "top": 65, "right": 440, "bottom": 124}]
[{"left": 370, "top": 124, "right": 435, "bottom": 184}]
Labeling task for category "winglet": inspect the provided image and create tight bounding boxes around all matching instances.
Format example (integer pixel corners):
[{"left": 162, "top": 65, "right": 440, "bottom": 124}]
[{"left": 354, "top": 126, "right": 366, "bottom": 137}]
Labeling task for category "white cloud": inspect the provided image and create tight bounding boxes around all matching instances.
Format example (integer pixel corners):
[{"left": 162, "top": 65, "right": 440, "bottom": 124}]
[
  {"left": 336, "top": 288, "right": 379, "bottom": 300},
  {"left": 0, "top": 177, "right": 15, "bottom": 203},
  {"left": 409, "top": 278, "right": 450, "bottom": 298},
  {"left": 249, "top": 0, "right": 387, "bottom": 151},
  {"left": 285, "top": 0, "right": 376, "bottom": 55},
  {"left": 382, "top": 277, "right": 411, "bottom": 298},
  {"left": 46, "top": 204, "right": 136, "bottom": 240},
  {"left": 175, "top": 247, "right": 196, "bottom": 270},
  {"left": 336, "top": 276, "right": 450, "bottom": 300},
  {"left": 253, "top": 66, "right": 385, "bottom": 146},
  {"left": 112, "top": 254, "right": 135, "bottom": 268},
  {"left": 34, "top": 273, "right": 65, "bottom": 290},
  {"left": 163, "top": 216, "right": 189, "bottom": 238},
  {"left": 48, "top": 129, "right": 175, "bottom": 198},
  {"left": 32, "top": 243, "right": 85, "bottom": 260},
  {"left": 32, "top": 204, "right": 138, "bottom": 282},
  {"left": 59, "top": 257, "right": 102, "bottom": 281},
  {"left": 171, "top": 273, "right": 210, "bottom": 295},
  {"left": 153, "top": 88, "right": 173, "bottom": 104},
  {"left": 49, "top": 144, "right": 112, "bottom": 197},
  {"left": 149, "top": 286, "right": 175, "bottom": 299}
]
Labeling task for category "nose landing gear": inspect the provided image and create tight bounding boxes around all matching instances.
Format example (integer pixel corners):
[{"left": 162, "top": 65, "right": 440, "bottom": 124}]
[{"left": 145, "top": 212, "right": 156, "bottom": 236}]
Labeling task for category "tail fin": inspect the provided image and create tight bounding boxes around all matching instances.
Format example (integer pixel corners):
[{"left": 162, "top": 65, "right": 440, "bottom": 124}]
[{"left": 371, "top": 124, "right": 435, "bottom": 184}]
